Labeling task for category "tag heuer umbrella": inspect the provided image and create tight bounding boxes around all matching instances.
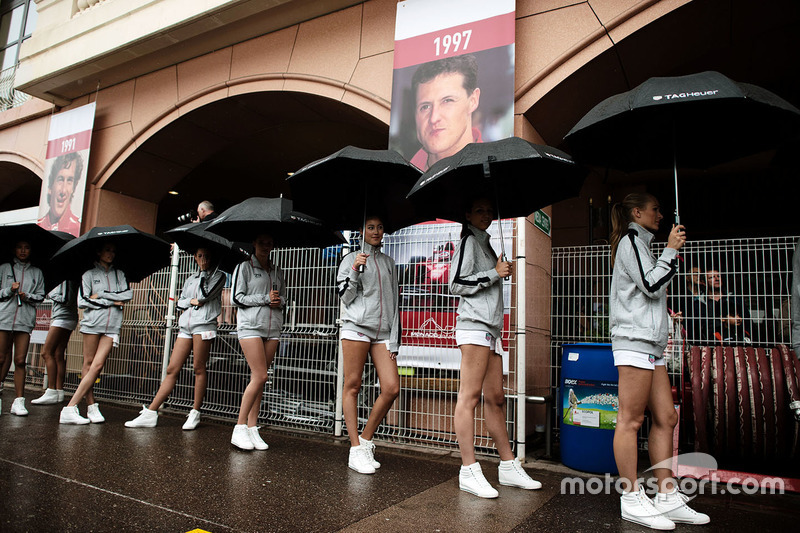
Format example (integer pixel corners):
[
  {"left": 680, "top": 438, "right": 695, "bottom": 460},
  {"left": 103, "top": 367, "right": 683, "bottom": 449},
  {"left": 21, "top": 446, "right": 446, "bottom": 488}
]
[
  {"left": 564, "top": 70, "right": 800, "bottom": 223},
  {"left": 50, "top": 225, "right": 171, "bottom": 285},
  {"left": 406, "top": 136, "right": 587, "bottom": 258},
  {"left": 164, "top": 221, "right": 250, "bottom": 274},
  {"left": 287, "top": 146, "right": 423, "bottom": 234},
  {"left": 205, "top": 197, "right": 346, "bottom": 248}
]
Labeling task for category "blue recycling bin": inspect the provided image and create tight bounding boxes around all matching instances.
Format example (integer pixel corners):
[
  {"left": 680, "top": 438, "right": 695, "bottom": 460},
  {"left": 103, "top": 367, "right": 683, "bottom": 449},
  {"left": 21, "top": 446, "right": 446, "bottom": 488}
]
[{"left": 560, "top": 343, "right": 619, "bottom": 474}]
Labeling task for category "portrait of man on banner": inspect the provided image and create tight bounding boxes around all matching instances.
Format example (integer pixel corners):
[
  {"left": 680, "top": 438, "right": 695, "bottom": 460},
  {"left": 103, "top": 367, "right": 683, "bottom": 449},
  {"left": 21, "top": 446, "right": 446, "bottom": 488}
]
[
  {"left": 389, "top": 0, "right": 515, "bottom": 171},
  {"left": 37, "top": 149, "right": 87, "bottom": 236},
  {"left": 391, "top": 48, "right": 514, "bottom": 171}
]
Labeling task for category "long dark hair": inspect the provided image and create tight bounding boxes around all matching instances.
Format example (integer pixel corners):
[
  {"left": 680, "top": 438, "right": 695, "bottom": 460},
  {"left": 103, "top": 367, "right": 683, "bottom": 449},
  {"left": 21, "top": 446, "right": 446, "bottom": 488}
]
[{"left": 609, "top": 192, "right": 656, "bottom": 266}]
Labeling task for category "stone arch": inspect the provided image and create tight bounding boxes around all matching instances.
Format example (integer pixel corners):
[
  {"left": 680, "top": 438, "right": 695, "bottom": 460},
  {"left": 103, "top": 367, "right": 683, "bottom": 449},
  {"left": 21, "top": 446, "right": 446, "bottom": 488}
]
[
  {"left": 96, "top": 74, "right": 390, "bottom": 192},
  {"left": 88, "top": 74, "right": 390, "bottom": 230},
  {"left": 0, "top": 150, "right": 44, "bottom": 212}
]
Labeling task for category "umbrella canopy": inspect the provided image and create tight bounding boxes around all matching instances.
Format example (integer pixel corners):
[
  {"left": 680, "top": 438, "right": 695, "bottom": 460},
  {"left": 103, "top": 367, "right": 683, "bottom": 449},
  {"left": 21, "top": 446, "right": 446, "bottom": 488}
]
[
  {"left": 50, "top": 225, "right": 171, "bottom": 285},
  {"left": 565, "top": 71, "right": 800, "bottom": 170},
  {"left": 406, "top": 137, "right": 587, "bottom": 224},
  {"left": 205, "top": 197, "right": 346, "bottom": 248},
  {"left": 0, "top": 224, "right": 74, "bottom": 291},
  {"left": 287, "top": 146, "right": 422, "bottom": 233},
  {"left": 164, "top": 221, "right": 250, "bottom": 273},
  {"left": 564, "top": 71, "right": 800, "bottom": 222}
]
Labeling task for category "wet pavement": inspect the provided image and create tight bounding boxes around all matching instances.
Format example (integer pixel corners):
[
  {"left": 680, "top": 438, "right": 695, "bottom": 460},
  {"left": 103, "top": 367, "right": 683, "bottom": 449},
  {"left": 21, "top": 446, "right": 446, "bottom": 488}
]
[{"left": 1, "top": 390, "right": 799, "bottom": 532}]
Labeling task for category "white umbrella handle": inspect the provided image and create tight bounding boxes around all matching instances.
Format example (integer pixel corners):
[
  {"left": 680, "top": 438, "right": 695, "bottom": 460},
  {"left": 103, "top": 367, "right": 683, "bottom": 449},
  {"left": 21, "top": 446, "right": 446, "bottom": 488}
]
[{"left": 672, "top": 122, "right": 681, "bottom": 226}]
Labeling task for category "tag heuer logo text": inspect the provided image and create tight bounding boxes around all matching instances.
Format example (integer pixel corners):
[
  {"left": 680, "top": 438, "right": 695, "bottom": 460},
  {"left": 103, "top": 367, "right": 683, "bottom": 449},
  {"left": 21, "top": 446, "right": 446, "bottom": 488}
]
[{"left": 652, "top": 89, "right": 719, "bottom": 101}]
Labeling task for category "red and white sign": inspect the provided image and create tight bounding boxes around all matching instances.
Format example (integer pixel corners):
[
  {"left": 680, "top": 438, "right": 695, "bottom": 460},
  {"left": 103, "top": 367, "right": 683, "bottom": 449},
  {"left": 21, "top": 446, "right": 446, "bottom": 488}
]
[
  {"left": 37, "top": 103, "right": 96, "bottom": 237},
  {"left": 387, "top": 221, "right": 513, "bottom": 373},
  {"left": 388, "top": 1, "right": 516, "bottom": 371}
]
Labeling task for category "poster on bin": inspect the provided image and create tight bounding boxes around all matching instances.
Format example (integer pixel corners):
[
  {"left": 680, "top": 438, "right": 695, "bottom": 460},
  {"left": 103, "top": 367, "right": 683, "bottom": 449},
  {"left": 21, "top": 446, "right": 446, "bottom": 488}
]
[
  {"left": 562, "top": 378, "right": 619, "bottom": 430},
  {"left": 389, "top": 0, "right": 516, "bottom": 373},
  {"left": 37, "top": 102, "right": 96, "bottom": 237},
  {"left": 390, "top": 0, "right": 515, "bottom": 171}
]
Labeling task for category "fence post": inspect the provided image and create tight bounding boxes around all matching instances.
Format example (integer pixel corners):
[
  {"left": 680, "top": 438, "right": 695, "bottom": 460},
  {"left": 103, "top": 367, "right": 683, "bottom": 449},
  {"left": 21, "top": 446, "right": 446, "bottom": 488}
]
[
  {"left": 515, "top": 218, "right": 527, "bottom": 461},
  {"left": 161, "top": 243, "right": 181, "bottom": 381},
  {"left": 334, "top": 231, "right": 350, "bottom": 437}
]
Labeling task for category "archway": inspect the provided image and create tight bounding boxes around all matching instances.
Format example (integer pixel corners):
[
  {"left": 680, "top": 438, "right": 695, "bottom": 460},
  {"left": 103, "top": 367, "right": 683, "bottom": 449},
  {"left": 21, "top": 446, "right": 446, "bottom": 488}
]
[
  {"left": 99, "top": 87, "right": 389, "bottom": 232},
  {"left": 518, "top": 0, "right": 799, "bottom": 244},
  {"left": 0, "top": 151, "right": 43, "bottom": 213}
]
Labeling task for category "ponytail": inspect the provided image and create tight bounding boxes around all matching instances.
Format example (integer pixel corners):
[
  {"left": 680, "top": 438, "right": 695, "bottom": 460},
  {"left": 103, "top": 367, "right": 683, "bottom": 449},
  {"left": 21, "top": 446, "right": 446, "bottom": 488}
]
[{"left": 609, "top": 192, "right": 656, "bottom": 266}]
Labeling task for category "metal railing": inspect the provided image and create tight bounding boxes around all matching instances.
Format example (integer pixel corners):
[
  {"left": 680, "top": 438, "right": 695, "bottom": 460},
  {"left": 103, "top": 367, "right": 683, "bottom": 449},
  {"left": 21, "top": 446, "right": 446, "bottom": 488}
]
[
  {"left": 0, "top": 65, "right": 31, "bottom": 112},
  {"left": 550, "top": 235, "right": 798, "bottom": 447},
  {"left": 13, "top": 221, "right": 519, "bottom": 456}
]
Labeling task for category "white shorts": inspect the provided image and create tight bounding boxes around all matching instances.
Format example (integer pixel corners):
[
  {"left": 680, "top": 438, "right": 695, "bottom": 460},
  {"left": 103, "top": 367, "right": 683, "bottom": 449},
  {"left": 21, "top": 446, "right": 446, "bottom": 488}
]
[
  {"left": 178, "top": 330, "right": 217, "bottom": 340},
  {"left": 613, "top": 349, "right": 666, "bottom": 370},
  {"left": 238, "top": 334, "right": 280, "bottom": 341},
  {"left": 105, "top": 333, "right": 120, "bottom": 348},
  {"left": 50, "top": 319, "right": 78, "bottom": 331},
  {"left": 341, "top": 330, "right": 390, "bottom": 350},
  {"left": 456, "top": 330, "right": 503, "bottom": 356}
]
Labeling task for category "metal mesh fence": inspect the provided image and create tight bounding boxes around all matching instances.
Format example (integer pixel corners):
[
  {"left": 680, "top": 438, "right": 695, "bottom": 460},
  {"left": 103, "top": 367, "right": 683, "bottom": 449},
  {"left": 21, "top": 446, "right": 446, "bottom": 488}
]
[
  {"left": 12, "top": 221, "right": 518, "bottom": 456},
  {"left": 382, "top": 221, "right": 517, "bottom": 452},
  {"left": 551, "top": 235, "right": 798, "bottom": 447}
]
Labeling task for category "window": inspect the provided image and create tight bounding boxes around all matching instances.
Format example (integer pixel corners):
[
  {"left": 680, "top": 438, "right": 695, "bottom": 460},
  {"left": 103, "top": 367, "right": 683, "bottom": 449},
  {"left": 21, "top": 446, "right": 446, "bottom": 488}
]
[{"left": 0, "top": 0, "right": 36, "bottom": 109}]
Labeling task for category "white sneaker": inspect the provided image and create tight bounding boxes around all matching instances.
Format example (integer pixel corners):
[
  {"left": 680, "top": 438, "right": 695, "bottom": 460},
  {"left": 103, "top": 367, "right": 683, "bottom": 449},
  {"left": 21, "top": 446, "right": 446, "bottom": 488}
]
[
  {"left": 60, "top": 405, "right": 90, "bottom": 425},
  {"left": 31, "top": 388, "right": 60, "bottom": 405},
  {"left": 653, "top": 488, "right": 710, "bottom": 524},
  {"left": 348, "top": 445, "right": 376, "bottom": 474},
  {"left": 182, "top": 409, "right": 200, "bottom": 430},
  {"left": 621, "top": 486, "right": 676, "bottom": 530},
  {"left": 359, "top": 435, "right": 381, "bottom": 469},
  {"left": 125, "top": 406, "right": 158, "bottom": 428},
  {"left": 459, "top": 462, "right": 499, "bottom": 498},
  {"left": 10, "top": 397, "right": 28, "bottom": 416},
  {"left": 57, "top": 390, "right": 65, "bottom": 402},
  {"left": 498, "top": 458, "right": 542, "bottom": 489},
  {"left": 248, "top": 426, "right": 269, "bottom": 450},
  {"left": 86, "top": 403, "right": 105, "bottom": 423},
  {"left": 231, "top": 424, "right": 254, "bottom": 450}
]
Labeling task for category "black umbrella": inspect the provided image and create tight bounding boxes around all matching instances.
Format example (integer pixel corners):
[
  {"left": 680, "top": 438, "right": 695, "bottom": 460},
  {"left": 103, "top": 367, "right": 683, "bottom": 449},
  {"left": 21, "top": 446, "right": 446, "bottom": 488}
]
[
  {"left": 205, "top": 197, "right": 346, "bottom": 248},
  {"left": 50, "top": 225, "right": 171, "bottom": 285},
  {"left": 164, "top": 221, "right": 250, "bottom": 274},
  {"left": 42, "top": 231, "right": 76, "bottom": 292},
  {"left": 287, "top": 146, "right": 422, "bottom": 234},
  {"left": 564, "top": 70, "right": 800, "bottom": 223},
  {"left": 0, "top": 224, "right": 75, "bottom": 293},
  {"left": 406, "top": 137, "right": 587, "bottom": 259},
  {"left": 407, "top": 137, "right": 586, "bottom": 220}
]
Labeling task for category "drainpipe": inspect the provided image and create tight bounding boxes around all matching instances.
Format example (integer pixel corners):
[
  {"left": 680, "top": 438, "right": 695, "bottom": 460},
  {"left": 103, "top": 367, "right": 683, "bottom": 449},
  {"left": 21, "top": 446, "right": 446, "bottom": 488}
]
[
  {"left": 161, "top": 243, "right": 181, "bottom": 381},
  {"left": 334, "top": 231, "right": 351, "bottom": 437},
  {"left": 515, "top": 218, "right": 527, "bottom": 461}
]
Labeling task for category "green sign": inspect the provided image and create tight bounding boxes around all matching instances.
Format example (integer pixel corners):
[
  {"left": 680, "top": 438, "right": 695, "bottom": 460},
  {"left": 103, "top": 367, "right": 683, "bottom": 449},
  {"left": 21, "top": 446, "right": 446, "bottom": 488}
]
[{"left": 533, "top": 210, "right": 551, "bottom": 236}]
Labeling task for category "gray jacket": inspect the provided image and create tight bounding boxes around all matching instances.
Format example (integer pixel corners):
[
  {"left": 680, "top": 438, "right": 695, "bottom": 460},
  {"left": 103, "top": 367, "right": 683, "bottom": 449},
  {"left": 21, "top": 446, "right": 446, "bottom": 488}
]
[
  {"left": 78, "top": 263, "right": 133, "bottom": 335},
  {"left": 449, "top": 225, "right": 503, "bottom": 338},
  {"left": 792, "top": 238, "right": 800, "bottom": 354},
  {"left": 231, "top": 256, "right": 285, "bottom": 338},
  {"left": 49, "top": 280, "right": 78, "bottom": 324},
  {"left": 610, "top": 222, "right": 679, "bottom": 358},
  {"left": 0, "top": 259, "right": 45, "bottom": 333},
  {"left": 177, "top": 268, "right": 226, "bottom": 334},
  {"left": 337, "top": 241, "right": 400, "bottom": 353}
]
